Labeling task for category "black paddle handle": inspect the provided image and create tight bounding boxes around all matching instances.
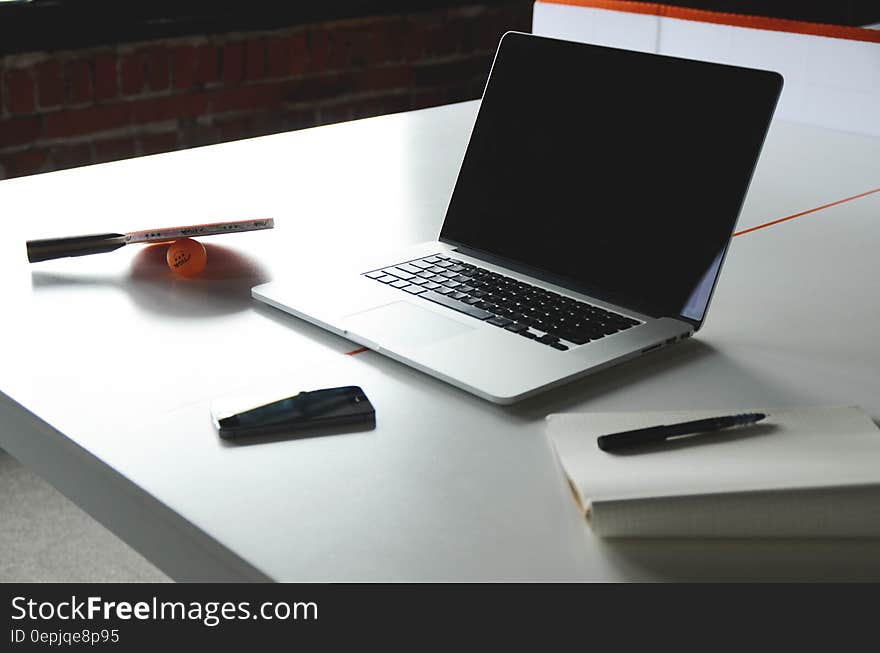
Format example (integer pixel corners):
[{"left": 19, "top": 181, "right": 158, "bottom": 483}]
[{"left": 26, "top": 233, "right": 128, "bottom": 263}]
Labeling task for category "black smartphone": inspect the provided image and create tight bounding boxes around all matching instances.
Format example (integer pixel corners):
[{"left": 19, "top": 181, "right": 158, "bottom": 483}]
[{"left": 213, "top": 386, "right": 375, "bottom": 440}]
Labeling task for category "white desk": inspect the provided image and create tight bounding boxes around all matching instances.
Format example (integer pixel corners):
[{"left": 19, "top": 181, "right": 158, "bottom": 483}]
[{"left": 1, "top": 101, "right": 879, "bottom": 581}]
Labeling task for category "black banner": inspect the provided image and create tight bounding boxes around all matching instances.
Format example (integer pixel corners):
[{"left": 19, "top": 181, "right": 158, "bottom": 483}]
[{"left": 1, "top": 583, "right": 876, "bottom": 647}]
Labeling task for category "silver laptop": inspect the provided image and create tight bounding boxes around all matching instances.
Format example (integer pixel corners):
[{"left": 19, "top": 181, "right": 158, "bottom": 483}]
[{"left": 253, "top": 32, "right": 782, "bottom": 404}]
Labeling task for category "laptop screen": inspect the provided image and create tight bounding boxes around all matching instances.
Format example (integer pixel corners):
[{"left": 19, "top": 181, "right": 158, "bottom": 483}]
[{"left": 440, "top": 33, "right": 782, "bottom": 325}]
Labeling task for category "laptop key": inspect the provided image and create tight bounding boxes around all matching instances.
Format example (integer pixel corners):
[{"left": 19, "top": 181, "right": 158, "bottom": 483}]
[
  {"left": 451, "top": 291, "right": 468, "bottom": 300},
  {"left": 420, "top": 291, "right": 493, "bottom": 320},
  {"left": 384, "top": 267, "right": 415, "bottom": 280},
  {"left": 550, "top": 342, "right": 570, "bottom": 351},
  {"left": 377, "top": 275, "right": 397, "bottom": 283},
  {"left": 410, "top": 260, "right": 433, "bottom": 269},
  {"left": 365, "top": 270, "right": 385, "bottom": 279},
  {"left": 487, "top": 316, "right": 512, "bottom": 327},
  {"left": 403, "top": 285, "right": 426, "bottom": 294},
  {"left": 423, "top": 282, "right": 442, "bottom": 290},
  {"left": 397, "top": 263, "right": 423, "bottom": 274},
  {"left": 435, "top": 286, "right": 454, "bottom": 295},
  {"left": 463, "top": 297, "right": 482, "bottom": 305},
  {"left": 423, "top": 256, "right": 440, "bottom": 263},
  {"left": 505, "top": 323, "right": 528, "bottom": 333},
  {"left": 409, "top": 277, "right": 428, "bottom": 285},
  {"left": 390, "top": 279, "right": 409, "bottom": 289}
]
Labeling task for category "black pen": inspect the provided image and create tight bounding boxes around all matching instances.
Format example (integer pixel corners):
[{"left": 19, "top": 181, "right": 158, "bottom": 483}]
[{"left": 596, "top": 412, "right": 767, "bottom": 452}]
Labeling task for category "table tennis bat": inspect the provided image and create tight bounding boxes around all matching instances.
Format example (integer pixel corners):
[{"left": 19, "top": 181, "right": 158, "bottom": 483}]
[{"left": 26, "top": 218, "right": 274, "bottom": 263}]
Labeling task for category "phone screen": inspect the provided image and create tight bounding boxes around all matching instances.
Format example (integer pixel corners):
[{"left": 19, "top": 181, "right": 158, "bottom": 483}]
[{"left": 216, "top": 386, "right": 375, "bottom": 439}]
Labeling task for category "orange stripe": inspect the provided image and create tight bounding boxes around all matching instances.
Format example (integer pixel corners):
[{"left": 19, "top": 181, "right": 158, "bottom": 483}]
[
  {"left": 345, "top": 347, "right": 369, "bottom": 355},
  {"left": 733, "top": 187, "right": 880, "bottom": 237},
  {"left": 538, "top": 0, "right": 880, "bottom": 44}
]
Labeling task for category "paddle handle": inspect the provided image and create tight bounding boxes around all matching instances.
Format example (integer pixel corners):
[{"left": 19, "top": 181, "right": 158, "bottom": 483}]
[{"left": 26, "top": 233, "right": 128, "bottom": 263}]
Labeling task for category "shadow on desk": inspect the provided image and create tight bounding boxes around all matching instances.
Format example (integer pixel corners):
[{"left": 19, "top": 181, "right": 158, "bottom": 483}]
[{"left": 31, "top": 244, "right": 269, "bottom": 318}]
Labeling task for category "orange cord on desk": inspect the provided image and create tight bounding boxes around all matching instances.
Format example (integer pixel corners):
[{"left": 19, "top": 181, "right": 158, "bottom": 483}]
[{"left": 733, "top": 186, "right": 880, "bottom": 237}]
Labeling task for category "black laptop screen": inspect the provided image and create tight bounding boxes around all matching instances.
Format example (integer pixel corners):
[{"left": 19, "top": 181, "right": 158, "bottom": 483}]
[{"left": 440, "top": 33, "right": 782, "bottom": 325}]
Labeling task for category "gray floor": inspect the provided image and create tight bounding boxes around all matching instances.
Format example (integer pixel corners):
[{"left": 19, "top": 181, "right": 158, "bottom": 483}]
[{"left": 1, "top": 447, "right": 170, "bottom": 583}]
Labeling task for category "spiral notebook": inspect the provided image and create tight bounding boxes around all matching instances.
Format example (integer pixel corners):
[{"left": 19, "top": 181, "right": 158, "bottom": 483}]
[{"left": 547, "top": 406, "right": 880, "bottom": 538}]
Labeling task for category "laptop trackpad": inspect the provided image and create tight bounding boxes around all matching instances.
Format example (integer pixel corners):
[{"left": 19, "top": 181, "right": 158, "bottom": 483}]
[{"left": 344, "top": 301, "right": 474, "bottom": 349}]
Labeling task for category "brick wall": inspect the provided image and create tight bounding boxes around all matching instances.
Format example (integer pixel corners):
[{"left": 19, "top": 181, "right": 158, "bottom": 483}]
[{"left": 0, "top": 2, "right": 532, "bottom": 180}]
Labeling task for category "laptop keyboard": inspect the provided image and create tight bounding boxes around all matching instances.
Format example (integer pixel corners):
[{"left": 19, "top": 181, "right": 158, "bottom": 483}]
[{"left": 363, "top": 254, "right": 641, "bottom": 351}]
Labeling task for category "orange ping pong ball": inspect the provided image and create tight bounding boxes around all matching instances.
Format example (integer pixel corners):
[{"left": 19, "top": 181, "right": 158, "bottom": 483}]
[{"left": 166, "top": 238, "right": 207, "bottom": 277}]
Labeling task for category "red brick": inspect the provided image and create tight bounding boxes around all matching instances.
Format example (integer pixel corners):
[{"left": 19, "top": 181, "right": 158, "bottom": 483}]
[
  {"left": 309, "top": 30, "right": 329, "bottom": 73},
  {"left": 266, "top": 38, "right": 289, "bottom": 78},
  {"left": 348, "top": 29, "right": 371, "bottom": 67},
  {"left": 121, "top": 52, "right": 146, "bottom": 96},
  {"left": 250, "top": 112, "right": 285, "bottom": 135},
  {"left": 462, "top": 13, "right": 494, "bottom": 52},
  {"left": 222, "top": 43, "right": 244, "bottom": 84},
  {"left": 50, "top": 142, "right": 94, "bottom": 170},
  {"left": 45, "top": 104, "right": 131, "bottom": 138},
  {"left": 293, "top": 73, "right": 355, "bottom": 102},
  {"left": 0, "top": 115, "right": 41, "bottom": 148},
  {"left": 132, "top": 93, "right": 208, "bottom": 124},
  {"left": 408, "top": 10, "right": 446, "bottom": 33},
  {"left": 403, "top": 24, "right": 428, "bottom": 62},
  {"left": 427, "top": 20, "right": 465, "bottom": 58},
  {"left": 289, "top": 35, "right": 308, "bottom": 76},
  {"left": 319, "top": 104, "right": 351, "bottom": 125},
  {"left": 36, "top": 61, "right": 63, "bottom": 108},
  {"left": 94, "top": 137, "right": 136, "bottom": 162},
  {"left": 210, "top": 84, "right": 288, "bottom": 114},
  {"left": 67, "top": 60, "right": 93, "bottom": 105},
  {"left": 12, "top": 149, "right": 47, "bottom": 177},
  {"left": 281, "top": 107, "right": 317, "bottom": 131},
  {"left": 173, "top": 46, "right": 195, "bottom": 90},
  {"left": 6, "top": 69, "right": 35, "bottom": 114},
  {"left": 140, "top": 131, "right": 178, "bottom": 155},
  {"left": 413, "top": 54, "right": 492, "bottom": 87},
  {"left": 94, "top": 52, "right": 118, "bottom": 101},
  {"left": 245, "top": 39, "right": 266, "bottom": 81},
  {"left": 412, "top": 88, "right": 445, "bottom": 110},
  {"left": 147, "top": 48, "right": 170, "bottom": 91},
  {"left": 187, "top": 122, "right": 223, "bottom": 147},
  {"left": 327, "top": 29, "right": 352, "bottom": 70},
  {"left": 356, "top": 65, "right": 412, "bottom": 92},
  {"left": 197, "top": 45, "right": 219, "bottom": 85},
  {"left": 368, "top": 20, "right": 404, "bottom": 64},
  {"left": 350, "top": 93, "right": 410, "bottom": 120},
  {"left": 214, "top": 114, "right": 256, "bottom": 141}
]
